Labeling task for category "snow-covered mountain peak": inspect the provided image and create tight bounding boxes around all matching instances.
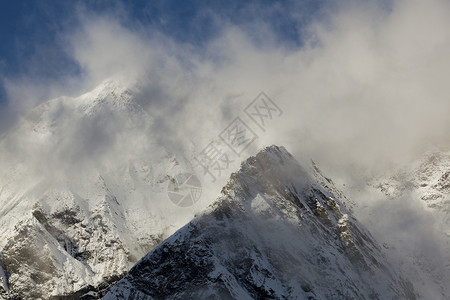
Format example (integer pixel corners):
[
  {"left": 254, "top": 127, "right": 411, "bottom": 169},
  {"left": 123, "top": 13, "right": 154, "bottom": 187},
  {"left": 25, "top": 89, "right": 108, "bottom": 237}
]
[
  {"left": 364, "top": 149, "right": 450, "bottom": 298},
  {"left": 374, "top": 150, "right": 450, "bottom": 223},
  {"left": 76, "top": 78, "right": 138, "bottom": 113},
  {"left": 20, "top": 78, "right": 141, "bottom": 133},
  {"left": 0, "top": 80, "right": 201, "bottom": 299},
  {"left": 105, "top": 146, "right": 416, "bottom": 300},
  {"left": 223, "top": 146, "right": 309, "bottom": 192},
  {"left": 217, "top": 145, "right": 349, "bottom": 222}
]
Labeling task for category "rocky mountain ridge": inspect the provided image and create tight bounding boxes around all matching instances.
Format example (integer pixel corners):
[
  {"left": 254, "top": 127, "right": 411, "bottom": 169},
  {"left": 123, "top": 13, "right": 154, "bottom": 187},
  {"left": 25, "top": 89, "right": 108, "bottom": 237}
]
[{"left": 105, "top": 146, "right": 416, "bottom": 299}]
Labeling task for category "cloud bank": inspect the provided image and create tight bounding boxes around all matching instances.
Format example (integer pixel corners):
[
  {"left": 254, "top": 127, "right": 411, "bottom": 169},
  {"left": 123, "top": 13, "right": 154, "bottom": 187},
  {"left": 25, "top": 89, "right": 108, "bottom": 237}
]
[
  {"left": 54, "top": 0, "right": 450, "bottom": 179},
  {"left": 3, "top": 0, "right": 450, "bottom": 176}
]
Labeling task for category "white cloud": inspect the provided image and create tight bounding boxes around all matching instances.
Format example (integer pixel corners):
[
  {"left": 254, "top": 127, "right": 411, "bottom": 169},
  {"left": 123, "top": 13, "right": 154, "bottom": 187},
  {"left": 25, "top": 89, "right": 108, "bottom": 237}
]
[{"left": 2, "top": 0, "right": 450, "bottom": 198}]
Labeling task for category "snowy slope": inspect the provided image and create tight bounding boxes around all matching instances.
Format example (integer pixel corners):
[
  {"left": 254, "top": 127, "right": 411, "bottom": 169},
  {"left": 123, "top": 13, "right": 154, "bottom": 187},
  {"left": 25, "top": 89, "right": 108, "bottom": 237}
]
[
  {"left": 0, "top": 80, "right": 203, "bottom": 299},
  {"left": 374, "top": 151, "right": 450, "bottom": 227},
  {"left": 105, "top": 146, "right": 416, "bottom": 300},
  {"left": 368, "top": 150, "right": 450, "bottom": 298}
]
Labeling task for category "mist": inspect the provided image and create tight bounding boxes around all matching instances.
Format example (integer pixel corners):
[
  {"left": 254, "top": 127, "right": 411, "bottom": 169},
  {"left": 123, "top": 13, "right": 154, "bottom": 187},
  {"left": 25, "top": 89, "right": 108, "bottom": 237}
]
[
  {"left": 2, "top": 0, "right": 450, "bottom": 173},
  {"left": 1, "top": 0, "right": 450, "bottom": 295}
]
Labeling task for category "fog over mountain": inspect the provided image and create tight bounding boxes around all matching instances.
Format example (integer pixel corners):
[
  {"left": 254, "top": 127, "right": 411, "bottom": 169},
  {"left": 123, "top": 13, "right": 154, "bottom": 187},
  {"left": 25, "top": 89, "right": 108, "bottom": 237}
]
[
  {"left": 105, "top": 146, "right": 418, "bottom": 299},
  {"left": 0, "top": 0, "right": 449, "bottom": 298},
  {"left": 2, "top": 0, "right": 450, "bottom": 175}
]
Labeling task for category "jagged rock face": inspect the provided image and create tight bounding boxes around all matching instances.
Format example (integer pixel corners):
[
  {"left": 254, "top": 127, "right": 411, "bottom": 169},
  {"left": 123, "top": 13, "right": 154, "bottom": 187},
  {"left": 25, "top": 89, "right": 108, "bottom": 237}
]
[
  {"left": 0, "top": 196, "right": 143, "bottom": 300},
  {"left": 105, "top": 146, "right": 416, "bottom": 300},
  {"left": 0, "top": 80, "right": 197, "bottom": 299}
]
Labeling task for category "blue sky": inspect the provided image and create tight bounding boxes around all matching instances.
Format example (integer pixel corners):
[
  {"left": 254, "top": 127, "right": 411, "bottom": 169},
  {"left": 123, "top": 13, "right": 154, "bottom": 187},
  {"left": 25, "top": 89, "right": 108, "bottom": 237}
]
[{"left": 0, "top": 0, "right": 326, "bottom": 104}]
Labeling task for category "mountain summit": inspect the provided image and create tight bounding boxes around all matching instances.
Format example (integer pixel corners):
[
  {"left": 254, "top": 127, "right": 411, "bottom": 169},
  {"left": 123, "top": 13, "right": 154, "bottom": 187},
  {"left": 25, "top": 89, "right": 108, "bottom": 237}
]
[
  {"left": 0, "top": 80, "right": 198, "bottom": 299},
  {"left": 105, "top": 145, "right": 416, "bottom": 299}
]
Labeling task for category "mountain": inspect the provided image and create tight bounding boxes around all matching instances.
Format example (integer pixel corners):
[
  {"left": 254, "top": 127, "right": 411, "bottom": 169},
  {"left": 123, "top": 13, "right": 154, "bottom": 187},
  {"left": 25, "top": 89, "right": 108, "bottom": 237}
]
[
  {"left": 368, "top": 150, "right": 450, "bottom": 298},
  {"left": 374, "top": 150, "right": 450, "bottom": 228},
  {"left": 105, "top": 145, "right": 416, "bottom": 300},
  {"left": 0, "top": 80, "right": 201, "bottom": 299}
]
